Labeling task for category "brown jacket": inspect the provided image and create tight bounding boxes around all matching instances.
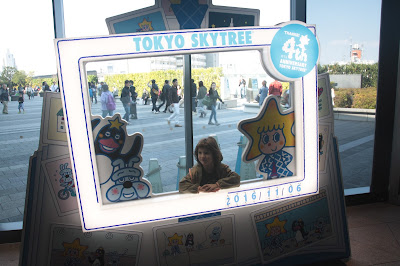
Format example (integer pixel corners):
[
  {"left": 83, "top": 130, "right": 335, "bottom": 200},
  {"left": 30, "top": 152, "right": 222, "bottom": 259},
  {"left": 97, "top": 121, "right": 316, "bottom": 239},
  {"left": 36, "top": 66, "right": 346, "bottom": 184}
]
[{"left": 179, "top": 164, "right": 240, "bottom": 193}]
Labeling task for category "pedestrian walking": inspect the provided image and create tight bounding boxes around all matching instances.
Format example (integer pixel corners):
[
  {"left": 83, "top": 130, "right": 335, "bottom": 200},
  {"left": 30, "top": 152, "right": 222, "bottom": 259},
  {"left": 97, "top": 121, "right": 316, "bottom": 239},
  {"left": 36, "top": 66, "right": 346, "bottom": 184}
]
[
  {"left": 258, "top": 80, "right": 268, "bottom": 106},
  {"left": 89, "top": 83, "right": 93, "bottom": 103},
  {"left": 18, "top": 89, "right": 25, "bottom": 114},
  {"left": 196, "top": 81, "right": 207, "bottom": 118},
  {"left": 27, "top": 85, "right": 33, "bottom": 100},
  {"left": 148, "top": 80, "right": 159, "bottom": 113},
  {"left": 120, "top": 80, "right": 131, "bottom": 123},
  {"left": 92, "top": 82, "right": 98, "bottom": 104},
  {"left": 208, "top": 82, "right": 224, "bottom": 126},
  {"left": 1, "top": 84, "right": 9, "bottom": 114},
  {"left": 100, "top": 84, "right": 115, "bottom": 118},
  {"left": 167, "top": 78, "right": 182, "bottom": 127},
  {"left": 158, "top": 80, "right": 169, "bottom": 112},
  {"left": 191, "top": 79, "right": 197, "bottom": 113},
  {"left": 129, "top": 80, "right": 138, "bottom": 119}
]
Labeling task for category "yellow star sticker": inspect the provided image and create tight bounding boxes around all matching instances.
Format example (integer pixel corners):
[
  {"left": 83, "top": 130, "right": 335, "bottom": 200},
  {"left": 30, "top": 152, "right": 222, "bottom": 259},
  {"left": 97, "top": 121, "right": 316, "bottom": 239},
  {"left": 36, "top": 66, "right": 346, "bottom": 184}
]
[
  {"left": 238, "top": 97, "right": 295, "bottom": 162},
  {"left": 62, "top": 238, "right": 88, "bottom": 258},
  {"left": 168, "top": 233, "right": 183, "bottom": 245},
  {"left": 109, "top": 117, "right": 123, "bottom": 130},
  {"left": 266, "top": 216, "right": 287, "bottom": 236}
]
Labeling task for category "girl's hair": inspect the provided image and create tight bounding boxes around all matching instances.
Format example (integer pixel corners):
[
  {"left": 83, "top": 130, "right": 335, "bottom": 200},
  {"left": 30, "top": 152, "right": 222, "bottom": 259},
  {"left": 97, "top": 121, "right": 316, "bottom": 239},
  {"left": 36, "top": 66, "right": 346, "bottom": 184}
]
[
  {"left": 194, "top": 137, "right": 223, "bottom": 167},
  {"left": 199, "top": 81, "right": 203, "bottom": 87},
  {"left": 102, "top": 84, "right": 109, "bottom": 91}
]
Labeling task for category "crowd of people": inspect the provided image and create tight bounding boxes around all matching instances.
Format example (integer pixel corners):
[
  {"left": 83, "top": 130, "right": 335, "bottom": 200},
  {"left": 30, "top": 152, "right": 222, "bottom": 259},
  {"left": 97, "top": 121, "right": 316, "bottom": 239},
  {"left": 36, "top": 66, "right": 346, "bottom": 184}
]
[
  {"left": 110, "top": 78, "right": 225, "bottom": 128},
  {"left": 256, "top": 79, "right": 289, "bottom": 107},
  {"left": 0, "top": 82, "right": 45, "bottom": 114}
]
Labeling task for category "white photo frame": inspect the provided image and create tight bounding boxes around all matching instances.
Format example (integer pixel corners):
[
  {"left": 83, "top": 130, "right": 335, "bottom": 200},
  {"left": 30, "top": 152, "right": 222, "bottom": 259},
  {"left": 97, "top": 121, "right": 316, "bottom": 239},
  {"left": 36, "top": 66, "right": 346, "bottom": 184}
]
[{"left": 55, "top": 21, "right": 319, "bottom": 231}]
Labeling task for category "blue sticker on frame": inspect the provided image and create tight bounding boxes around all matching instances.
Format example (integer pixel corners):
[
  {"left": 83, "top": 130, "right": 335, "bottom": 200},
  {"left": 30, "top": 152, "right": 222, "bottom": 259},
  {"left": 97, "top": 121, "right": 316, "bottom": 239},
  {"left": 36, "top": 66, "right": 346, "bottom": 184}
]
[
  {"left": 270, "top": 24, "right": 319, "bottom": 79},
  {"left": 113, "top": 11, "right": 167, "bottom": 34}
]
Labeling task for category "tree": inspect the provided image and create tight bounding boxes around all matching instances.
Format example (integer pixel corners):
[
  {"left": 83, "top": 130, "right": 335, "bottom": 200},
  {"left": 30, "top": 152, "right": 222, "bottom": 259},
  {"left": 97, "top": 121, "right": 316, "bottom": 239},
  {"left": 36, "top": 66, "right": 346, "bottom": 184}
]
[
  {"left": 12, "top": 70, "right": 28, "bottom": 86},
  {"left": 0, "top": 66, "right": 18, "bottom": 86},
  {"left": 87, "top": 75, "right": 98, "bottom": 84},
  {"left": 25, "top": 71, "right": 35, "bottom": 86}
]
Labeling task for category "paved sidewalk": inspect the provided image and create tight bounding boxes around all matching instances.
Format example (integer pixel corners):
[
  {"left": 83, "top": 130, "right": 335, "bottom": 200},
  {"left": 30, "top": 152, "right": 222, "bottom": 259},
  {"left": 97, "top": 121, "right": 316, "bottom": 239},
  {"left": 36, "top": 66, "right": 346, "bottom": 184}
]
[{"left": 0, "top": 96, "right": 375, "bottom": 222}]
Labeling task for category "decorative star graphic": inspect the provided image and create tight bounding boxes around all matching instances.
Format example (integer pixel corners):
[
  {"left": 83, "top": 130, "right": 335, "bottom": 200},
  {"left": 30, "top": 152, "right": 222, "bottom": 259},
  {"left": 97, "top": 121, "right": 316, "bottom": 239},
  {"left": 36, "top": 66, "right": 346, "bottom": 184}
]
[
  {"left": 62, "top": 238, "right": 88, "bottom": 257},
  {"left": 168, "top": 233, "right": 184, "bottom": 245},
  {"left": 171, "top": 0, "right": 208, "bottom": 29},
  {"left": 109, "top": 117, "right": 124, "bottom": 130},
  {"left": 238, "top": 97, "right": 295, "bottom": 162},
  {"left": 266, "top": 216, "right": 287, "bottom": 236}
]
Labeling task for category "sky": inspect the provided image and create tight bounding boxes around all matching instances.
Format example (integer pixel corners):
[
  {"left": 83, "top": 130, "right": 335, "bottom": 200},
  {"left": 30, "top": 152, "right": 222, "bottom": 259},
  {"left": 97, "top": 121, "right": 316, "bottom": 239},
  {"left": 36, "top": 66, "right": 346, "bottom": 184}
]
[
  {"left": 0, "top": 0, "right": 381, "bottom": 76},
  {"left": 307, "top": 0, "right": 381, "bottom": 64}
]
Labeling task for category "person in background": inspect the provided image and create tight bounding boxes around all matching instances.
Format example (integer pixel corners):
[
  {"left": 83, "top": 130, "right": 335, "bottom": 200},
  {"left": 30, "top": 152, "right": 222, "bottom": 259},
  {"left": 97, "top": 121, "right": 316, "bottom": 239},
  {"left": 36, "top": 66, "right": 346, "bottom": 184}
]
[
  {"left": 142, "top": 89, "right": 149, "bottom": 105},
  {"left": 148, "top": 79, "right": 159, "bottom": 113},
  {"left": 239, "top": 78, "right": 246, "bottom": 99},
  {"left": 89, "top": 83, "right": 93, "bottom": 103},
  {"left": 208, "top": 82, "right": 224, "bottom": 126},
  {"left": 191, "top": 79, "right": 197, "bottom": 113},
  {"left": 269, "top": 79, "right": 283, "bottom": 98},
  {"left": 18, "top": 88, "right": 25, "bottom": 114},
  {"left": 179, "top": 137, "right": 240, "bottom": 193},
  {"left": 92, "top": 82, "right": 97, "bottom": 104},
  {"left": 1, "top": 84, "right": 9, "bottom": 114},
  {"left": 196, "top": 81, "right": 207, "bottom": 118},
  {"left": 100, "top": 84, "right": 115, "bottom": 118},
  {"left": 26, "top": 84, "right": 33, "bottom": 100},
  {"left": 42, "top": 81, "right": 50, "bottom": 92},
  {"left": 167, "top": 78, "right": 182, "bottom": 127},
  {"left": 97, "top": 82, "right": 103, "bottom": 97},
  {"left": 129, "top": 80, "right": 138, "bottom": 119},
  {"left": 50, "top": 81, "right": 58, "bottom": 92},
  {"left": 258, "top": 80, "right": 269, "bottom": 106},
  {"left": 158, "top": 80, "right": 169, "bottom": 113},
  {"left": 113, "top": 87, "right": 118, "bottom": 98},
  {"left": 120, "top": 80, "right": 131, "bottom": 123}
]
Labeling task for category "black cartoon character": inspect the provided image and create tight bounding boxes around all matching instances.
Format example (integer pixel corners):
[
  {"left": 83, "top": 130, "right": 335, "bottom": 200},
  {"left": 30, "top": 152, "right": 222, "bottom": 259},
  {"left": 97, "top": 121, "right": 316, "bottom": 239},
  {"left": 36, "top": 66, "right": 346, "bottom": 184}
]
[
  {"left": 92, "top": 116, "right": 136, "bottom": 162},
  {"left": 185, "top": 232, "right": 194, "bottom": 251},
  {"left": 292, "top": 219, "right": 308, "bottom": 246},
  {"left": 92, "top": 114, "right": 152, "bottom": 203},
  {"left": 88, "top": 247, "right": 105, "bottom": 266}
]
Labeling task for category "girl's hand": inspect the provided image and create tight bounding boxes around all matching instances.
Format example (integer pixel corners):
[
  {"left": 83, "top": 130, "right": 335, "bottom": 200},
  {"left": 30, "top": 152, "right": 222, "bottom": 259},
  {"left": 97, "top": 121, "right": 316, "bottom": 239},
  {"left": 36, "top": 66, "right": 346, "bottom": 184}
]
[{"left": 199, "top": 183, "right": 220, "bottom": 192}]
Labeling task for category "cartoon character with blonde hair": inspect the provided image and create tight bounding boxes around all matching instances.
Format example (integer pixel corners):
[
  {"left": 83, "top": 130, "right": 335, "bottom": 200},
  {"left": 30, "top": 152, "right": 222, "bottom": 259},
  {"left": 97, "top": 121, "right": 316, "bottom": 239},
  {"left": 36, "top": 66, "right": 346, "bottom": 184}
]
[
  {"left": 168, "top": 233, "right": 183, "bottom": 256},
  {"left": 265, "top": 216, "right": 287, "bottom": 255},
  {"left": 62, "top": 238, "right": 88, "bottom": 266}
]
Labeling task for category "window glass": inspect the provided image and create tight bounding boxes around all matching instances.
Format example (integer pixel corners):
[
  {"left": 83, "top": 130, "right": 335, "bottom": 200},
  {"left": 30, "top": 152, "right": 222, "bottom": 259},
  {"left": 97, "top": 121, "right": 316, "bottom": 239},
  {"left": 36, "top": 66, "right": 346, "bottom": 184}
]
[
  {"left": 0, "top": 0, "right": 290, "bottom": 223},
  {"left": 307, "top": 0, "right": 381, "bottom": 193},
  {"left": 0, "top": 0, "right": 55, "bottom": 223}
]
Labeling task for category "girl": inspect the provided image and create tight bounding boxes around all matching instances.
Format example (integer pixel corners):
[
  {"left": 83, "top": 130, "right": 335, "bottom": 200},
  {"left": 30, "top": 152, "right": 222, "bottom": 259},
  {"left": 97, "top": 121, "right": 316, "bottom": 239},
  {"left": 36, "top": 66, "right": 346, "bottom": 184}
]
[{"left": 179, "top": 137, "right": 240, "bottom": 193}]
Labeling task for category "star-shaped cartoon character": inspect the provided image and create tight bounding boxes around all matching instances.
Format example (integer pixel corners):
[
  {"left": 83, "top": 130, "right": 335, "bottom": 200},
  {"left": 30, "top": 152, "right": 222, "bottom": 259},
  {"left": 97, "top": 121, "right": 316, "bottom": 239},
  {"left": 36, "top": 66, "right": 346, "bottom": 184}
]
[
  {"left": 264, "top": 216, "right": 287, "bottom": 255},
  {"left": 238, "top": 96, "right": 295, "bottom": 179}
]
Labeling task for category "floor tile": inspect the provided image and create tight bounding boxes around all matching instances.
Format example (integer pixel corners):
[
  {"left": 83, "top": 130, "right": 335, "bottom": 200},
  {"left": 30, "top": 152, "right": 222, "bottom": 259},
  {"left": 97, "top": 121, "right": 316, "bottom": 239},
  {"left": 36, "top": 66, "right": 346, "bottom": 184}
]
[{"left": 0, "top": 243, "right": 20, "bottom": 266}]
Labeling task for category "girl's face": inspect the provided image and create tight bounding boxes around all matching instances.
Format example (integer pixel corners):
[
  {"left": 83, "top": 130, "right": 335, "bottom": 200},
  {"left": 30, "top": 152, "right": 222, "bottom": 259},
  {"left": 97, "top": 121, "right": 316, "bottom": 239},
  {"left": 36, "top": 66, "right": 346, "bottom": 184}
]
[
  {"left": 211, "top": 83, "right": 216, "bottom": 89},
  {"left": 259, "top": 129, "right": 286, "bottom": 155},
  {"left": 198, "top": 147, "right": 214, "bottom": 169}
]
